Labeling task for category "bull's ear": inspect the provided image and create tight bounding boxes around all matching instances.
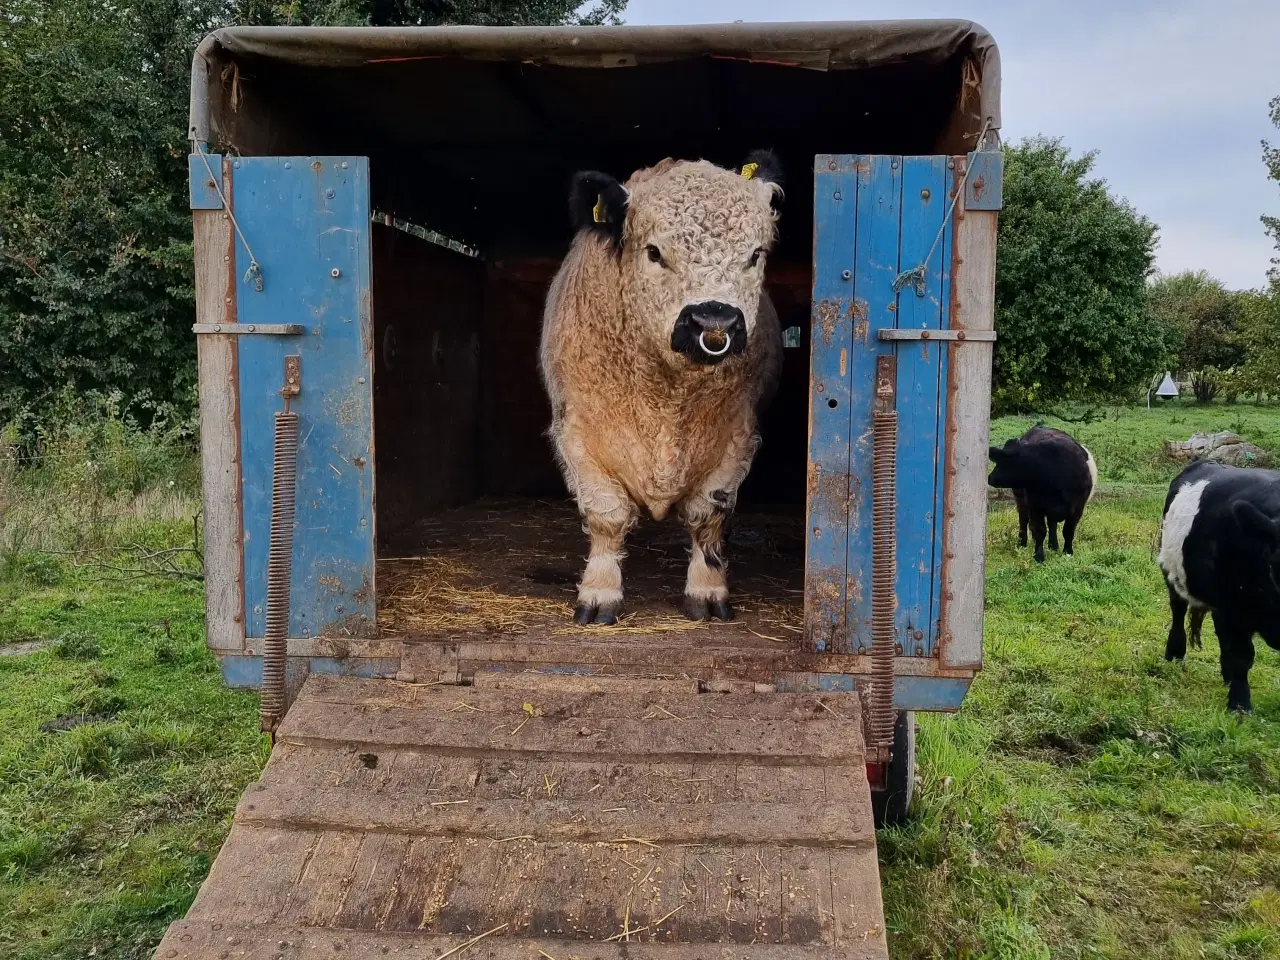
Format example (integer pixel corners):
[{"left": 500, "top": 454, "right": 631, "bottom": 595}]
[
  {"left": 570, "top": 171, "right": 627, "bottom": 246},
  {"left": 1232, "top": 500, "right": 1280, "bottom": 544},
  {"left": 741, "top": 149, "right": 785, "bottom": 213}
]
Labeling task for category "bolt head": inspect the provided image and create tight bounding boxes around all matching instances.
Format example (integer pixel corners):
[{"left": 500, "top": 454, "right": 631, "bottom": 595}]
[
  {"left": 331, "top": 268, "right": 341, "bottom": 278},
  {"left": 325, "top": 188, "right": 335, "bottom": 199},
  {"left": 841, "top": 270, "right": 852, "bottom": 281}
]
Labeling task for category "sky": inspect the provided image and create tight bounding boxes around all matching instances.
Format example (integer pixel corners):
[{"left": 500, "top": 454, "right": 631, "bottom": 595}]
[{"left": 619, "top": 0, "right": 1280, "bottom": 290}]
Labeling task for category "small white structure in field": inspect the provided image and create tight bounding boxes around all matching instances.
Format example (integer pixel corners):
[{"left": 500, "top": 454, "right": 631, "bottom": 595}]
[{"left": 1148, "top": 371, "right": 1179, "bottom": 408}]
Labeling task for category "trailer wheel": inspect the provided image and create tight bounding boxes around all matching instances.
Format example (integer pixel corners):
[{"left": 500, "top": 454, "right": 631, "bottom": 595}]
[{"left": 871, "top": 710, "right": 915, "bottom": 828}]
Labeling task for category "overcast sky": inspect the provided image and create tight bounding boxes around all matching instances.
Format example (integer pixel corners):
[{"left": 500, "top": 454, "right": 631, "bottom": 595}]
[{"left": 620, "top": 0, "right": 1280, "bottom": 290}]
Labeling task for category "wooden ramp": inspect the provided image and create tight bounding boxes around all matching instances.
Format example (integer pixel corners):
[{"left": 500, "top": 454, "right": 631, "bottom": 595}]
[{"left": 156, "top": 674, "right": 888, "bottom": 959}]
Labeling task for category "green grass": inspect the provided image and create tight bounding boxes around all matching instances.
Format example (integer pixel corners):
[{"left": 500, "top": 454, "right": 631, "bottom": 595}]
[
  {"left": 883, "top": 402, "right": 1280, "bottom": 959},
  {"left": 989, "top": 400, "right": 1280, "bottom": 490},
  {"left": 1, "top": 403, "right": 1279, "bottom": 958}
]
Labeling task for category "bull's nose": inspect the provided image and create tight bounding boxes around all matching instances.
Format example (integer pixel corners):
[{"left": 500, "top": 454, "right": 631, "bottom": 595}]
[{"left": 685, "top": 301, "right": 745, "bottom": 331}]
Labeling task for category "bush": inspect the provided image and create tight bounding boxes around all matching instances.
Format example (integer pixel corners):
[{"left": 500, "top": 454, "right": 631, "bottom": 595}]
[
  {"left": 993, "top": 138, "right": 1164, "bottom": 413},
  {"left": 1189, "top": 368, "right": 1221, "bottom": 404}
]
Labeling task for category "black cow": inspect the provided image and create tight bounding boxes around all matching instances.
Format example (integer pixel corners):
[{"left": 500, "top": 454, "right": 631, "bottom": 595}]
[
  {"left": 988, "top": 426, "right": 1097, "bottom": 562},
  {"left": 1159, "top": 459, "right": 1280, "bottom": 713}
]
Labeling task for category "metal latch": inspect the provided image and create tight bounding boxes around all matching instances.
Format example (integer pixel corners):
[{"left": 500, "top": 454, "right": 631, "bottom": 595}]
[
  {"left": 878, "top": 329, "right": 996, "bottom": 342},
  {"left": 193, "top": 323, "right": 304, "bottom": 336}
]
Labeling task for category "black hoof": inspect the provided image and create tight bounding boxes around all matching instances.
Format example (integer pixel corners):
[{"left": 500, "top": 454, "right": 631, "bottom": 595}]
[
  {"left": 708, "top": 599, "right": 734, "bottom": 622},
  {"left": 684, "top": 596, "right": 710, "bottom": 621},
  {"left": 684, "top": 597, "right": 733, "bottom": 622},
  {"left": 573, "top": 602, "right": 621, "bottom": 626},
  {"left": 1229, "top": 704, "right": 1253, "bottom": 717},
  {"left": 1034, "top": 552, "right": 1045, "bottom": 564},
  {"left": 1018, "top": 536, "right": 1028, "bottom": 547}
]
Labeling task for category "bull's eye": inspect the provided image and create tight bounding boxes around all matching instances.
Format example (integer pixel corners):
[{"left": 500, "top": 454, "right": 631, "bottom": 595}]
[
  {"left": 645, "top": 244, "right": 664, "bottom": 265},
  {"left": 748, "top": 248, "right": 764, "bottom": 268}
]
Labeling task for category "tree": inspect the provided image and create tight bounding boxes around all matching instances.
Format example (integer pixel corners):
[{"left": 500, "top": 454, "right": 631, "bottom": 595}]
[
  {"left": 1264, "top": 95, "right": 1280, "bottom": 290},
  {"left": 1146, "top": 270, "right": 1245, "bottom": 375},
  {"left": 1234, "top": 289, "right": 1280, "bottom": 399},
  {"left": 0, "top": 0, "right": 624, "bottom": 433},
  {"left": 234, "top": 0, "right": 624, "bottom": 25},
  {"left": 992, "top": 137, "right": 1164, "bottom": 412}
]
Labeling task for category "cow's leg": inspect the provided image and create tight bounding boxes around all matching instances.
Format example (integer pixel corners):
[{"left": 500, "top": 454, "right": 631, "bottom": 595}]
[
  {"left": 1165, "top": 580, "right": 1188, "bottom": 661},
  {"left": 1047, "top": 520, "right": 1060, "bottom": 552},
  {"left": 1014, "top": 491, "right": 1029, "bottom": 547},
  {"left": 1212, "top": 611, "right": 1255, "bottom": 713},
  {"left": 1029, "top": 511, "right": 1048, "bottom": 563},
  {"left": 574, "top": 502, "right": 637, "bottom": 625},
  {"left": 1188, "top": 606, "right": 1206, "bottom": 651},
  {"left": 681, "top": 500, "right": 732, "bottom": 621},
  {"left": 679, "top": 429, "right": 760, "bottom": 622},
  {"left": 550, "top": 419, "right": 638, "bottom": 626},
  {"left": 1062, "top": 503, "right": 1081, "bottom": 556}
]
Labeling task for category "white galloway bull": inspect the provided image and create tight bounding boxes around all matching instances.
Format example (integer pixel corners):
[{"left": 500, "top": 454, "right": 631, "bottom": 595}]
[{"left": 539, "top": 152, "right": 784, "bottom": 625}]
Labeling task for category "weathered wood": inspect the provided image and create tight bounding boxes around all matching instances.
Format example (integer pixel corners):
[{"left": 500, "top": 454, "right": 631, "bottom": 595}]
[
  {"left": 236, "top": 780, "right": 874, "bottom": 847},
  {"left": 193, "top": 199, "right": 243, "bottom": 652},
  {"left": 157, "top": 920, "right": 891, "bottom": 959},
  {"left": 162, "top": 676, "right": 886, "bottom": 959},
  {"left": 297, "top": 675, "right": 862, "bottom": 726},
  {"left": 278, "top": 701, "right": 862, "bottom": 766},
  {"left": 939, "top": 195, "right": 997, "bottom": 669}
]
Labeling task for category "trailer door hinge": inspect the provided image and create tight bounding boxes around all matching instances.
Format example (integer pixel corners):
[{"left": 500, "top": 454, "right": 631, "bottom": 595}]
[
  {"left": 193, "top": 323, "right": 305, "bottom": 336},
  {"left": 877, "top": 329, "right": 996, "bottom": 342}
]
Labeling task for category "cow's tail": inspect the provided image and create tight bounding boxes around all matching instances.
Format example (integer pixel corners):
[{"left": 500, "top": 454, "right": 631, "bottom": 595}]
[{"left": 1082, "top": 445, "right": 1098, "bottom": 501}]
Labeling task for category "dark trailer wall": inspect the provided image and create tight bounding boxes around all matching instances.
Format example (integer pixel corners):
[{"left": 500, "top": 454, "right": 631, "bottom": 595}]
[{"left": 188, "top": 22, "right": 1000, "bottom": 684}]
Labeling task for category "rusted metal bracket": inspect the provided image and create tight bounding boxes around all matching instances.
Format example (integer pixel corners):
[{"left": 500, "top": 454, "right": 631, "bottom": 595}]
[
  {"left": 281, "top": 355, "right": 302, "bottom": 400},
  {"left": 877, "top": 328, "right": 996, "bottom": 342},
  {"left": 193, "top": 323, "right": 305, "bottom": 336},
  {"left": 869, "top": 354, "right": 898, "bottom": 763}
]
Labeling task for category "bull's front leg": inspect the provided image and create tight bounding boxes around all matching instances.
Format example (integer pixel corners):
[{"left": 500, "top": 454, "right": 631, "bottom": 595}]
[
  {"left": 679, "top": 430, "right": 759, "bottom": 623},
  {"left": 574, "top": 494, "right": 638, "bottom": 625},
  {"left": 681, "top": 497, "right": 733, "bottom": 621}
]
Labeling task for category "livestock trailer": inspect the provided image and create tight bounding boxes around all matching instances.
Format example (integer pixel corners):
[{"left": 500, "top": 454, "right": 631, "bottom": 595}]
[{"left": 163, "top": 20, "right": 1001, "bottom": 959}]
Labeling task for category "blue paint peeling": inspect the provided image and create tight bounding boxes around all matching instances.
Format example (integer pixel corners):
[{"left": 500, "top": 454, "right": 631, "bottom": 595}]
[{"left": 230, "top": 157, "right": 376, "bottom": 641}]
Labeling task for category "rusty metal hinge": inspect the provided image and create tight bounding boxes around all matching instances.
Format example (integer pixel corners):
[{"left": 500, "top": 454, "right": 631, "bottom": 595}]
[
  {"left": 281, "top": 355, "right": 301, "bottom": 400},
  {"left": 878, "top": 328, "right": 996, "bottom": 342},
  {"left": 193, "top": 323, "right": 304, "bottom": 336}
]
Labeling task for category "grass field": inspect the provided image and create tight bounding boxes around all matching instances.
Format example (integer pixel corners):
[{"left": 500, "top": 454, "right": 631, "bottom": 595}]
[{"left": 1, "top": 402, "right": 1279, "bottom": 959}]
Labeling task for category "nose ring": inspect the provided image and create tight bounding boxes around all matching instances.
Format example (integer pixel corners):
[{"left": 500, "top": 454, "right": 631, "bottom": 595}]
[{"left": 698, "top": 330, "right": 732, "bottom": 356}]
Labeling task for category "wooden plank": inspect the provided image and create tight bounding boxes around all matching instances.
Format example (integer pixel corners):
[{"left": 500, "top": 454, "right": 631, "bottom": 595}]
[
  {"left": 805, "top": 156, "right": 858, "bottom": 654},
  {"left": 829, "top": 846, "right": 889, "bottom": 948},
  {"left": 193, "top": 193, "right": 244, "bottom": 652},
  {"left": 157, "top": 920, "right": 891, "bottom": 958},
  {"left": 894, "top": 157, "right": 952, "bottom": 658},
  {"left": 779, "top": 847, "right": 834, "bottom": 944},
  {"left": 276, "top": 699, "right": 864, "bottom": 765},
  {"left": 845, "top": 155, "right": 902, "bottom": 655},
  {"left": 236, "top": 780, "right": 875, "bottom": 847},
  {"left": 295, "top": 675, "right": 863, "bottom": 725},
  {"left": 939, "top": 187, "right": 997, "bottom": 670},
  {"left": 185, "top": 825, "right": 318, "bottom": 923}
]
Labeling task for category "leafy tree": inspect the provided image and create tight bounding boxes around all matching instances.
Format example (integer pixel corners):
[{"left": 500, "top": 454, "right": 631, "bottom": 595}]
[
  {"left": 992, "top": 137, "right": 1164, "bottom": 412},
  {"left": 235, "top": 0, "right": 624, "bottom": 25},
  {"left": 1264, "top": 94, "right": 1280, "bottom": 290},
  {"left": 1146, "top": 270, "right": 1245, "bottom": 375},
  {"left": 1234, "top": 289, "right": 1280, "bottom": 399},
  {"left": 0, "top": 0, "right": 624, "bottom": 434}
]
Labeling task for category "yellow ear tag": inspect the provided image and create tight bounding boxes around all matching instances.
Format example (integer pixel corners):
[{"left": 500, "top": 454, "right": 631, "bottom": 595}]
[
  {"left": 741, "top": 162, "right": 759, "bottom": 179},
  {"left": 592, "top": 195, "right": 607, "bottom": 224}
]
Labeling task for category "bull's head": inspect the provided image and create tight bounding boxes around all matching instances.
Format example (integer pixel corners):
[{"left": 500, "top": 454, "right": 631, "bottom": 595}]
[{"left": 569, "top": 152, "right": 784, "bottom": 366}]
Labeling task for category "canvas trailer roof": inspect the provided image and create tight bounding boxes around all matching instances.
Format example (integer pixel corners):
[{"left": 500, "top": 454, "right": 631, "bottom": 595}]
[{"left": 188, "top": 19, "right": 1001, "bottom": 267}]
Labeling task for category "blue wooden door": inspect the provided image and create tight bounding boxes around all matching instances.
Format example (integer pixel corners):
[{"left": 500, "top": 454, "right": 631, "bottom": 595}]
[
  {"left": 806, "top": 155, "right": 956, "bottom": 657},
  {"left": 230, "top": 157, "right": 376, "bottom": 642}
]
